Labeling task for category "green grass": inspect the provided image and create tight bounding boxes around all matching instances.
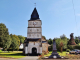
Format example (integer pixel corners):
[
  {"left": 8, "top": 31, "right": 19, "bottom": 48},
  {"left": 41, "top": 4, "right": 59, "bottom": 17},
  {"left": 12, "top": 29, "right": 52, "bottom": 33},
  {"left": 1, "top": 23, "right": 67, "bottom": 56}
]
[
  {"left": 79, "top": 43, "right": 80, "bottom": 45},
  {"left": 44, "top": 51, "right": 69, "bottom": 57},
  {"left": 0, "top": 51, "right": 26, "bottom": 58},
  {"left": 0, "top": 50, "right": 2, "bottom": 53}
]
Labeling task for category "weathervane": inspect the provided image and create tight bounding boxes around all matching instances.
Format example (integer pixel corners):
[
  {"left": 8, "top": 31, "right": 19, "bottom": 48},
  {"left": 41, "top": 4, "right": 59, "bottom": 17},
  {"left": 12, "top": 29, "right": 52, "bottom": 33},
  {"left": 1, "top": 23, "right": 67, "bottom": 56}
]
[{"left": 34, "top": 3, "right": 36, "bottom": 7}]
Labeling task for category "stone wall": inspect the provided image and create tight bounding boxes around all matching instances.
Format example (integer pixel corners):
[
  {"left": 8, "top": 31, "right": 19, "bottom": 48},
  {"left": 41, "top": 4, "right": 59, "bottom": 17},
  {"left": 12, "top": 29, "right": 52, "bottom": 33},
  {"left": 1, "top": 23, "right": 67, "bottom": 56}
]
[
  {"left": 42, "top": 43, "right": 48, "bottom": 53},
  {"left": 27, "top": 42, "right": 42, "bottom": 54}
]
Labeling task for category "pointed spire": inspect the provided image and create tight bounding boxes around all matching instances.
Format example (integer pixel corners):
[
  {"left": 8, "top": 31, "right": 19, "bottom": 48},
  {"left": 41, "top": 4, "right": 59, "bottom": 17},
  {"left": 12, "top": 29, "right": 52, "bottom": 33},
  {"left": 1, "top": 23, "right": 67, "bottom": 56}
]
[{"left": 30, "top": 8, "right": 40, "bottom": 20}]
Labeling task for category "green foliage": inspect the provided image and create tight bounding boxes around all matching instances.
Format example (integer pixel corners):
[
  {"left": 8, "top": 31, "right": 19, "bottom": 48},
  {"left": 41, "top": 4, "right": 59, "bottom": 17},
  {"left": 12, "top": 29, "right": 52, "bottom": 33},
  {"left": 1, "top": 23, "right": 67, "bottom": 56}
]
[
  {"left": 48, "top": 38, "right": 53, "bottom": 45},
  {"left": 67, "top": 45, "right": 80, "bottom": 50},
  {"left": 48, "top": 44, "right": 52, "bottom": 51},
  {"left": 60, "top": 34, "right": 66, "bottom": 39},
  {"left": 55, "top": 36, "right": 68, "bottom": 51},
  {"left": 41, "top": 52, "right": 44, "bottom": 58},
  {"left": 0, "top": 23, "right": 11, "bottom": 50},
  {"left": 67, "top": 38, "right": 69, "bottom": 41},
  {"left": 0, "top": 51, "right": 25, "bottom": 58},
  {"left": 66, "top": 49, "right": 70, "bottom": 52},
  {"left": 0, "top": 49, "right": 2, "bottom": 53},
  {"left": 48, "top": 36, "right": 68, "bottom": 51},
  {"left": 42, "top": 36, "right": 46, "bottom": 40},
  {"left": 67, "top": 45, "right": 75, "bottom": 50},
  {"left": 74, "top": 37, "right": 79, "bottom": 44},
  {"left": 47, "top": 38, "right": 53, "bottom": 51},
  {"left": 10, "top": 34, "right": 20, "bottom": 51},
  {"left": 74, "top": 45, "right": 80, "bottom": 49},
  {"left": 55, "top": 38, "right": 61, "bottom": 51},
  {"left": 18, "top": 35, "right": 25, "bottom": 44},
  {"left": 44, "top": 51, "right": 69, "bottom": 57}
]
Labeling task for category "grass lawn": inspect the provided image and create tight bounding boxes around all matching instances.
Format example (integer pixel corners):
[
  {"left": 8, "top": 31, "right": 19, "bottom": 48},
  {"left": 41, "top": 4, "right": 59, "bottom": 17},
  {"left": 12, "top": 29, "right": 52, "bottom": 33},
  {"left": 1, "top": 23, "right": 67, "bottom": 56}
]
[
  {"left": 44, "top": 51, "right": 69, "bottom": 57},
  {"left": 79, "top": 43, "right": 80, "bottom": 45},
  {"left": 0, "top": 51, "right": 26, "bottom": 58}
]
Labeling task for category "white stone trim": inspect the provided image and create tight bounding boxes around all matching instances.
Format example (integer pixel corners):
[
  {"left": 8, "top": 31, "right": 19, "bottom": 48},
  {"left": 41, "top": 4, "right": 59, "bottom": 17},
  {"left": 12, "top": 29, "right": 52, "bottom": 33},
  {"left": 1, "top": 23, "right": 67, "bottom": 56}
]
[
  {"left": 40, "top": 47, "right": 42, "bottom": 54},
  {"left": 25, "top": 47, "right": 28, "bottom": 54}
]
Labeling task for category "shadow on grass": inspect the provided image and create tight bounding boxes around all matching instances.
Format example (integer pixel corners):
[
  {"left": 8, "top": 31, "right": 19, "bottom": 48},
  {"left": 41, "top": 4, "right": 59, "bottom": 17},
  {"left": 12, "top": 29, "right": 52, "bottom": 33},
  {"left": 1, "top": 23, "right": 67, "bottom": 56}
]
[{"left": 28, "top": 54, "right": 39, "bottom": 56}]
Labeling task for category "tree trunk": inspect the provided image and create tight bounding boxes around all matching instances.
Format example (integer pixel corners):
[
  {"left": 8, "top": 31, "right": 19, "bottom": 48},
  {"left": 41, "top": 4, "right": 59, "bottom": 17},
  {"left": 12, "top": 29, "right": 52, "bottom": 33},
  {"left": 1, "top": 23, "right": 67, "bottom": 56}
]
[{"left": 61, "top": 47, "right": 62, "bottom": 53}]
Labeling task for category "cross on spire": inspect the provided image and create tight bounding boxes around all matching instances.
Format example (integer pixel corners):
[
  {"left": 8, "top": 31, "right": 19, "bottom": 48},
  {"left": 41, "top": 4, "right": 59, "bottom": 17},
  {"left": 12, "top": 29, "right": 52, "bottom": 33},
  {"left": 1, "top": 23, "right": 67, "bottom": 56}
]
[{"left": 34, "top": 3, "right": 36, "bottom": 7}]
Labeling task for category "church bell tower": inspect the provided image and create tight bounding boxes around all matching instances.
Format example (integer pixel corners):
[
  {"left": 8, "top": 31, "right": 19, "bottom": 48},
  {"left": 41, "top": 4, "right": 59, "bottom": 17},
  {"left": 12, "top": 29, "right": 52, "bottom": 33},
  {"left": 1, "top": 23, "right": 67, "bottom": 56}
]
[{"left": 24, "top": 8, "right": 42, "bottom": 55}]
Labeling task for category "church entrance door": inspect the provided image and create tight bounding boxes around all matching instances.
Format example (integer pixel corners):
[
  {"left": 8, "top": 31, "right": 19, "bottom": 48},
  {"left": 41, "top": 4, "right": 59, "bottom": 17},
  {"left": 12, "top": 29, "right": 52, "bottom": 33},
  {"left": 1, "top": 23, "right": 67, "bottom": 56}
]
[{"left": 32, "top": 47, "right": 37, "bottom": 56}]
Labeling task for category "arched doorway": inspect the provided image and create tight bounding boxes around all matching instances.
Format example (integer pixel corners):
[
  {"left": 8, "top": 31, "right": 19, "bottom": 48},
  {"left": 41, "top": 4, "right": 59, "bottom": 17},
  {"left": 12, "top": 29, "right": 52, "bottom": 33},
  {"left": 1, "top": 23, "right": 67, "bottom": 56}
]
[{"left": 32, "top": 47, "right": 37, "bottom": 56}]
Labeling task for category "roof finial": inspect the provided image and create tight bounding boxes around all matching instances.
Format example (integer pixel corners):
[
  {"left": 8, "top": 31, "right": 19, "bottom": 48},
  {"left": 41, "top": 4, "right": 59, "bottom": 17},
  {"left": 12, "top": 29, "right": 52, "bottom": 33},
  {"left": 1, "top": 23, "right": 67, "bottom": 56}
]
[{"left": 34, "top": 3, "right": 36, "bottom": 7}]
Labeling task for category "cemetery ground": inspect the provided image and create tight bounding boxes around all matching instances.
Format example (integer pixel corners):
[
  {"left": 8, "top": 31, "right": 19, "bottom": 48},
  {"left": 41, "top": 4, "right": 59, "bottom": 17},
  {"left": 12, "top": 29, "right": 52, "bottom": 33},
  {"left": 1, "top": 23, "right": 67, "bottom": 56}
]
[
  {"left": 1, "top": 50, "right": 80, "bottom": 59},
  {"left": 40, "top": 51, "right": 80, "bottom": 59}
]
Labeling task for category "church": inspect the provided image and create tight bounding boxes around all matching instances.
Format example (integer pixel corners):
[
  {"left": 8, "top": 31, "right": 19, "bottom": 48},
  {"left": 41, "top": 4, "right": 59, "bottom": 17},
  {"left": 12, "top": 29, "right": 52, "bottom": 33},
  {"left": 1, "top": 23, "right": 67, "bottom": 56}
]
[
  {"left": 23, "top": 7, "right": 42, "bottom": 55},
  {"left": 23, "top": 7, "right": 50, "bottom": 55}
]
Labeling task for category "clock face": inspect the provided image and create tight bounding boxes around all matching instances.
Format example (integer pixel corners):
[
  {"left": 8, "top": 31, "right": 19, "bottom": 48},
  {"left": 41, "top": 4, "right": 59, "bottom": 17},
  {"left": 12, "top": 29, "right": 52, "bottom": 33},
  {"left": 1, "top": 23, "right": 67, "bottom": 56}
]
[{"left": 33, "top": 22, "right": 36, "bottom": 25}]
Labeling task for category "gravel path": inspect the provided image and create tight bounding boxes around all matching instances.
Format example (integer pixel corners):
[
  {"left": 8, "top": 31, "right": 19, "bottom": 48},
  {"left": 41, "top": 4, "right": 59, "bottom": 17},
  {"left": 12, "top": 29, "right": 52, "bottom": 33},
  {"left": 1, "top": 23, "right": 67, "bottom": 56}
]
[
  {"left": 0, "top": 56, "right": 39, "bottom": 60},
  {"left": 18, "top": 56, "right": 39, "bottom": 60}
]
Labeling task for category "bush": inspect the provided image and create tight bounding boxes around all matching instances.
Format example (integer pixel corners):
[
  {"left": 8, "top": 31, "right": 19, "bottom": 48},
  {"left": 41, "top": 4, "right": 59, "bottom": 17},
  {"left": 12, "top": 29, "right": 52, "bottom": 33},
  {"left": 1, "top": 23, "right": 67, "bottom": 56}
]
[
  {"left": 48, "top": 44, "right": 52, "bottom": 51},
  {"left": 74, "top": 45, "right": 80, "bottom": 49},
  {"left": 67, "top": 45, "right": 75, "bottom": 50},
  {"left": 7, "top": 49, "right": 23, "bottom": 51},
  {"left": 39, "top": 53, "right": 44, "bottom": 59},
  {"left": 67, "top": 45, "right": 80, "bottom": 50},
  {"left": 66, "top": 49, "right": 70, "bottom": 52}
]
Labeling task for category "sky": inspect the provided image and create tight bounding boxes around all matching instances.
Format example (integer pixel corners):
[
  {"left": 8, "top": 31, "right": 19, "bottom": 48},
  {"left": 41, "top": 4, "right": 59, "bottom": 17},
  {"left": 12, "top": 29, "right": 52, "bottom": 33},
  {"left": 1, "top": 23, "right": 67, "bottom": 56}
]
[{"left": 0, "top": 0, "right": 80, "bottom": 39}]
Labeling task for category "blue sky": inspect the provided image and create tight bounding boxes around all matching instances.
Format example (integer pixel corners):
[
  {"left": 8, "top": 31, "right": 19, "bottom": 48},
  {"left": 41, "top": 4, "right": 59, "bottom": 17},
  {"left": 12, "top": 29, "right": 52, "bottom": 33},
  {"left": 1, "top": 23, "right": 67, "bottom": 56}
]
[{"left": 0, "top": 0, "right": 80, "bottom": 39}]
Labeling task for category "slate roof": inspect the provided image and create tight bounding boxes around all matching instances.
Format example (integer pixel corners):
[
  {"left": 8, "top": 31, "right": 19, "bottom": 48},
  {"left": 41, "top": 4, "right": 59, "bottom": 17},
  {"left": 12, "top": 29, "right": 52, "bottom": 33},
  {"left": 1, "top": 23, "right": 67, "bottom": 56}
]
[{"left": 30, "top": 8, "right": 40, "bottom": 20}]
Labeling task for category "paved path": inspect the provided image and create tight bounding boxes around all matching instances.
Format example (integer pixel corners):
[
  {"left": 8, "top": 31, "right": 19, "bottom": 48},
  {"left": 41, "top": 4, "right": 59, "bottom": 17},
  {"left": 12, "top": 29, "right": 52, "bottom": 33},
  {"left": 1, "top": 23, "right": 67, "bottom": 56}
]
[
  {"left": 18, "top": 56, "right": 39, "bottom": 60},
  {"left": 0, "top": 58, "right": 18, "bottom": 60},
  {"left": 0, "top": 56, "right": 39, "bottom": 60}
]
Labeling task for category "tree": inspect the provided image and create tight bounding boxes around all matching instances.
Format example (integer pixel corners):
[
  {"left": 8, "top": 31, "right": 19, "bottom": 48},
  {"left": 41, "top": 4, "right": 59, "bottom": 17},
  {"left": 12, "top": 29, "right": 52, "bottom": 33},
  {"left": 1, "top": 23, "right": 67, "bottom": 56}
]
[
  {"left": 75, "top": 37, "right": 79, "bottom": 44},
  {"left": 10, "top": 34, "right": 20, "bottom": 51},
  {"left": 55, "top": 38, "right": 61, "bottom": 51},
  {"left": 42, "top": 36, "right": 46, "bottom": 40},
  {"left": 60, "top": 42, "right": 63, "bottom": 53},
  {"left": 67, "top": 38, "right": 69, "bottom": 41},
  {"left": 48, "top": 38, "right": 53, "bottom": 45},
  {"left": 55, "top": 36, "right": 68, "bottom": 51},
  {"left": 60, "top": 34, "right": 68, "bottom": 50},
  {"left": 60, "top": 34, "right": 66, "bottom": 39},
  {"left": 18, "top": 35, "right": 25, "bottom": 44},
  {"left": 0, "top": 23, "right": 11, "bottom": 50}
]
